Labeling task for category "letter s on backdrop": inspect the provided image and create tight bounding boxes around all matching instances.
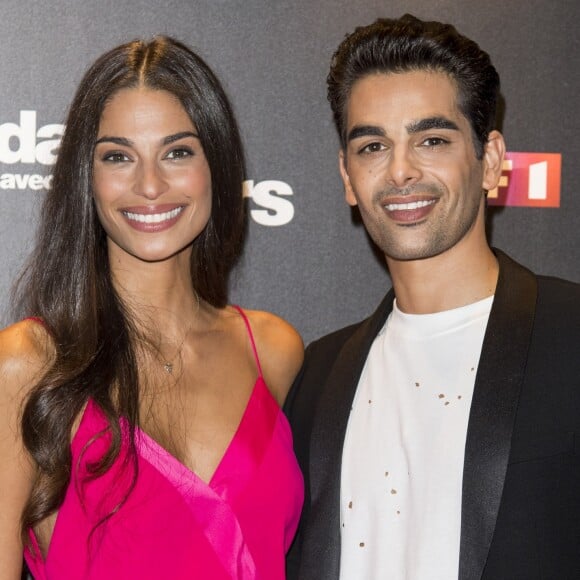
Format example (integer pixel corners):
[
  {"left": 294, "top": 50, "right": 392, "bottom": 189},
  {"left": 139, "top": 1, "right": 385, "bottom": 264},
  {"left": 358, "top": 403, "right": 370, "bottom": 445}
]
[{"left": 243, "top": 179, "right": 295, "bottom": 226}]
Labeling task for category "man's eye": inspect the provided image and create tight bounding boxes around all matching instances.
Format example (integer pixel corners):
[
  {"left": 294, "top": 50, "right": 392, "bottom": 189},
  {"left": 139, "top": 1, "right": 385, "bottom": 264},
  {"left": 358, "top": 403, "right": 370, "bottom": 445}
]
[
  {"left": 359, "top": 142, "right": 385, "bottom": 154},
  {"left": 102, "top": 152, "right": 130, "bottom": 163},
  {"left": 166, "top": 147, "right": 193, "bottom": 160},
  {"left": 422, "top": 137, "right": 448, "bottom": 147}
]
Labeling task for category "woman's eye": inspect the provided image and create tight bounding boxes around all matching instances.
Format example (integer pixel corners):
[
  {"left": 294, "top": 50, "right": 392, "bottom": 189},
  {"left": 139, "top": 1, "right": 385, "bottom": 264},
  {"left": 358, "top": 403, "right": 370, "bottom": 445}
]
[
  {"left": 166, "top": 147, "right": 193, "bottom": 160},
  {"left": 102, "top": 151, "right": 130, "bottom": 163}
]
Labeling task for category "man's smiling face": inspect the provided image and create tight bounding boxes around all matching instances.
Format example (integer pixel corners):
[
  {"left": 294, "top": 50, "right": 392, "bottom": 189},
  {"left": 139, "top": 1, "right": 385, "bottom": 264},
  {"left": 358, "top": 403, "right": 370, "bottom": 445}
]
[{"left": 339, "top": 70, "right": 501, "bottom": 263}]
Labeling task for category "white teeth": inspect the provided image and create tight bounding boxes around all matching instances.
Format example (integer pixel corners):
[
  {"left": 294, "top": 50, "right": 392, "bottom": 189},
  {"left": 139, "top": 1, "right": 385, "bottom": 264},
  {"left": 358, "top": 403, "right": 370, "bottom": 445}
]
[
  {"left": 384, "top": 199, "right": 436, "bottom": 211},
  {"left": 124, "top": 207, "right": 183, "bottom": 224}
]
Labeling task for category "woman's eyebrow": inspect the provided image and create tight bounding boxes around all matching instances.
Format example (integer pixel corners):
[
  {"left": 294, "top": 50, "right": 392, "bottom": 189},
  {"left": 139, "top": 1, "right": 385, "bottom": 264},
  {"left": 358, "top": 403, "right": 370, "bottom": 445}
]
[{"left": 162, "top": 131, "right": 199, "bottom": 145}]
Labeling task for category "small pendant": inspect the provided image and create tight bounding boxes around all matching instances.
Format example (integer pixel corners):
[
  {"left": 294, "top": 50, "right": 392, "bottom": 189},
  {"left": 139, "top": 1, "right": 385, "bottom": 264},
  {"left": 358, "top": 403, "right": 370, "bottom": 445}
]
[{"left": 163, "top": 362, "right": 173, "bottom": 374}]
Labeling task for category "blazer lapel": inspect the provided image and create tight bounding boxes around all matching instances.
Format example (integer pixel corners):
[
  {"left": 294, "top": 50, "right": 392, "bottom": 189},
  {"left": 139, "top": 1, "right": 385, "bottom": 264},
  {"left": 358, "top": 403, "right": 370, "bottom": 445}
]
[
  {"left": 459, "top": 250, "right": 538, "bottom": 580},
  {"left": 303, "top": 290, "right": 394, "bottom": 579}
]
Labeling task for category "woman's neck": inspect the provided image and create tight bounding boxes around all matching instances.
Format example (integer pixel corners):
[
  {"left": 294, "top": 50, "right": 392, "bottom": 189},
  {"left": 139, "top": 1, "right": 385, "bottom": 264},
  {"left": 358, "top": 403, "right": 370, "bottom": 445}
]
[{"left": 110, "top": 249, "right": 206, "bottom": 341}]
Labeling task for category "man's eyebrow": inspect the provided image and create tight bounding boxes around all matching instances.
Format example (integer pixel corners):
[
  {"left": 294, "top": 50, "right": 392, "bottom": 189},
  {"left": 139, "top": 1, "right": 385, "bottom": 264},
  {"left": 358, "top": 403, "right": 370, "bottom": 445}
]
[
  {"left": 346, "top": 125, "right": 386, "bottom": 143},
  {"left": 346, "top": 118, "right": 458, "bottom": 143},
  {"left": 406, "top": 116, "right": 459, "bottom": 134}
]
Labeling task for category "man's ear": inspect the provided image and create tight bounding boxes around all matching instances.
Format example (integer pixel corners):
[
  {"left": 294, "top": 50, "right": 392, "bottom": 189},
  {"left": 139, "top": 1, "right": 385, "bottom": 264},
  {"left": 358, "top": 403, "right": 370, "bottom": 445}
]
[
  {"left": 481, "top": 130, "right": 506, "bottom": 191},
  {"left": 339, "top": 149, "right": 358, "bottom": 207}
]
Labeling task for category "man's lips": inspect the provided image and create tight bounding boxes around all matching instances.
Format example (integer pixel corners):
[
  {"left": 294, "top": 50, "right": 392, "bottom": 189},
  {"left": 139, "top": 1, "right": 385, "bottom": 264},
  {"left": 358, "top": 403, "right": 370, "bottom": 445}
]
[
  {"left": 383, "top": 199, "right": 437, "bottom": 212},
  {"left": 381, "top": 196, "right": 438, "bottom": 223}
]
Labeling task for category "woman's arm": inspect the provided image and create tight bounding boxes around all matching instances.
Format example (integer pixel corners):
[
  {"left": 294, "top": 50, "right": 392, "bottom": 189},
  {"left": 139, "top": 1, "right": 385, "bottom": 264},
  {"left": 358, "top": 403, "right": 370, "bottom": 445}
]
[{"left": 0, "top": 321, "right": 50, "bottom": 578}]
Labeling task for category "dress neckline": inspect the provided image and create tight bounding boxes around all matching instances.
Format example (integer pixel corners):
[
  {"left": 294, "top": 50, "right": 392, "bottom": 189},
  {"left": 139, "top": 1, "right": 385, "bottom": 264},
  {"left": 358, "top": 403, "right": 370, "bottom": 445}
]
[{"left": 131, "top": 376, "right": 268, "bottom": 489}]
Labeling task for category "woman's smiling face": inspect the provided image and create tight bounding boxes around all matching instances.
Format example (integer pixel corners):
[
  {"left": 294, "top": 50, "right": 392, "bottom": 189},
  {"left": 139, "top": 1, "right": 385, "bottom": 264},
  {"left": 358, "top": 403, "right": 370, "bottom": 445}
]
[{"left": 92, "top": 86, "right": 212, "bottom": 265}]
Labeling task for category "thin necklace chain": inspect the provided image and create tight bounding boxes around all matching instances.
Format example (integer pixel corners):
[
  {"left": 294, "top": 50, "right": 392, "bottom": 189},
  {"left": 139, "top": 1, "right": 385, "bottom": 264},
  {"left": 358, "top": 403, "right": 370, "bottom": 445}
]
[{"left": 159, "top": 293, "right": 201, "bottom": 374}]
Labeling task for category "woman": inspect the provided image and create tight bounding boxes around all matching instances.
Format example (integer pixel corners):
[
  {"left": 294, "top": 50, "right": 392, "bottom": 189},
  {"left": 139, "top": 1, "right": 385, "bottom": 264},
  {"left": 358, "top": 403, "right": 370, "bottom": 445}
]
[{"left": 0, "top": 37, "right": 304, "bottom": 579}]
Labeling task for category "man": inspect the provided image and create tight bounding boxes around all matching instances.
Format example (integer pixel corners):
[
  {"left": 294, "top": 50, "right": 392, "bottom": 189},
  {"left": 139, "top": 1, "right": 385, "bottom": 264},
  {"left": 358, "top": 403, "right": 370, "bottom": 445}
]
[{"left": 285, "top": 14, "right": 580, "bottom": 580}]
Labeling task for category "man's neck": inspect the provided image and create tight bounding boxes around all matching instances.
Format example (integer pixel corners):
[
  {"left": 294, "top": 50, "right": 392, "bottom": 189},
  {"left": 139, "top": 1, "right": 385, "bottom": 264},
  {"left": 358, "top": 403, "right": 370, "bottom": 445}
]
[{"left": 387, "top": 241, "right": 499, "bottom": 315}]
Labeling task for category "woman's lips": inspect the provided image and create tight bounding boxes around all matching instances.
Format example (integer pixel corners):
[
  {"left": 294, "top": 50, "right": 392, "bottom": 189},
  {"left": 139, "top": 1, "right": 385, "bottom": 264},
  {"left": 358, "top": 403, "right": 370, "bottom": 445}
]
[{"left": 120, "top": 204, "right": 186, "bottom": 232}]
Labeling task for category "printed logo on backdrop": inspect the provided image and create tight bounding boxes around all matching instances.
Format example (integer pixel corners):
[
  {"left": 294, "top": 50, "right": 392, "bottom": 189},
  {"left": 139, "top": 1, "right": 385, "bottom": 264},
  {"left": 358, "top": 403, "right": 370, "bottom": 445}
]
[
  {"left": 488, "top": 152, "right": 562, "bottom": 207},
  {"left": 0, "top": 111, "right": 295, "bottom": 226},
  {"left": 0, "top": 111, "right": 62, "bottom": 191}
]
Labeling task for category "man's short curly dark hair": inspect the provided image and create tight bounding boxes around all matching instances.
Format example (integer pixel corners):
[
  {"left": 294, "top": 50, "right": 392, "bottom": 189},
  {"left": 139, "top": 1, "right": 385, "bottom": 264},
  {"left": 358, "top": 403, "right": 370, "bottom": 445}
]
[{"left": 327, "top": 14, "right": 500, "bottom": 159}]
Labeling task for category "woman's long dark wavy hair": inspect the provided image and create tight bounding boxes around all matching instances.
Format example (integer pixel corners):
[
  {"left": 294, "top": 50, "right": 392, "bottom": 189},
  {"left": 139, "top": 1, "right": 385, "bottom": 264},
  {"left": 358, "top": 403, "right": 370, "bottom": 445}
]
[{"left": 16, "top": 36, "right": 245, "bottom": 541}]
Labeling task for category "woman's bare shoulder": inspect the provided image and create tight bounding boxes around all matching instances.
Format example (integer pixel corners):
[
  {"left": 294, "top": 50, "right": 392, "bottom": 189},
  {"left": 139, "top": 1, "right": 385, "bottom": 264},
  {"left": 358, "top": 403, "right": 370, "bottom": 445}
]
[
  {"left": 236, "top": 308, "right": 304, "bottom": 405},
  {"left": 0, "top": 319, "right": 53, "bottom": 398}
]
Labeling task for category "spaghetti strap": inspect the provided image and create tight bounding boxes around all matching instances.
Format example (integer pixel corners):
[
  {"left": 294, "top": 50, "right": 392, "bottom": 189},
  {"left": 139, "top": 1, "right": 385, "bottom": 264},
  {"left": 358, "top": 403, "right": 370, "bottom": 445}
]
[{"left": 232, "top": 305, "right": 263, "bottom": 378}]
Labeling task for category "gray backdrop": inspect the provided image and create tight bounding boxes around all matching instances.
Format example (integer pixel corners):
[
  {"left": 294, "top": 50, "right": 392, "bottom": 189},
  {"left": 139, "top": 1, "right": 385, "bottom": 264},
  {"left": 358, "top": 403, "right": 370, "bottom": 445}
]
[{"left": 1, "top": 0, "right": 579, "bottom": 344}]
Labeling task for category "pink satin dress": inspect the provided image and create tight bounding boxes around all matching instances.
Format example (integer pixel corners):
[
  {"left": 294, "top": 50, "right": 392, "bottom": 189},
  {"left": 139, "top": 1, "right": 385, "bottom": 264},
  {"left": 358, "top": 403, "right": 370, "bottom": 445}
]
[{"left": 24, "top": 307, "right": 304, "bottom": 579}]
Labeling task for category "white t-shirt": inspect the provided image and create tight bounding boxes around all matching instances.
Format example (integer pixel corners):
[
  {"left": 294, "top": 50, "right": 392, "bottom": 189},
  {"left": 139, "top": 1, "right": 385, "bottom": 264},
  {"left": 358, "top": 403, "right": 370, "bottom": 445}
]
[{"left": 340, "top": 296, "right": 493, "bottom": 580}]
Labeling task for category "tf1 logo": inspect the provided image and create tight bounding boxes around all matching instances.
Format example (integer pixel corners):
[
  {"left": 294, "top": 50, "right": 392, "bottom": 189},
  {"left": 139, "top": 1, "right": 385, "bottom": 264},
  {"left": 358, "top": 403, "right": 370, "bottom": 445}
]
[{"left": 487, "top": 152, "right": 561, "bottom": 208}]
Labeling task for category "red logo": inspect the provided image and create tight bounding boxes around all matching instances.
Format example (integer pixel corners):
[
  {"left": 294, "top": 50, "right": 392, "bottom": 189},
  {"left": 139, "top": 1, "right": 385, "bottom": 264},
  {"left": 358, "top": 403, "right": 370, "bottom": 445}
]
[{"left": 487, "top": 152, "right": 561, "bottom": 208}]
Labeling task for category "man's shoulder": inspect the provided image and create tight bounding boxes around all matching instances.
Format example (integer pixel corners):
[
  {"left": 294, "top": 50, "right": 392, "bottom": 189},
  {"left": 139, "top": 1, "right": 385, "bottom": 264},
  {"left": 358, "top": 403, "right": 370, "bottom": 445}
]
[
  {"left": 284, "top": 307, "right": 387, "bottom": 424},
  {"left": 305, "top": 320, "right": 365, "bottom": 360},
  {"left": 497, "top": 248, "right": 580, "bottom": 313},
  {"left": 498, "top": 249, "right": 580, "bottom": 336},
  {"left": 304, "top": 291, "right": 395, "bottom": 362},
  {"left": 534, "top": 273, "right": 580, "bottom": 325},
  {"left": 536, "top": 272, "right": 580, "bottom": 295}
]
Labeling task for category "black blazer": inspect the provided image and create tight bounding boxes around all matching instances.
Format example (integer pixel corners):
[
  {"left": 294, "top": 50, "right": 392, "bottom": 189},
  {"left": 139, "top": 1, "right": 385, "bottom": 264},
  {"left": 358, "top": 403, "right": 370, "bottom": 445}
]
[{"left": 286, "top": 250, "right": 580, "bottom": 580}]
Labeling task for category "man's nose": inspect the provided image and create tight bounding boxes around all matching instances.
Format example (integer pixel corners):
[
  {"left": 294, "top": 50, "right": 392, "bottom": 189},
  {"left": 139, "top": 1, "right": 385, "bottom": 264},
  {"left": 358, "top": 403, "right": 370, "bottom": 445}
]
[{"left": 386, "top": 145, "right": 422, "bottom": 188}]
